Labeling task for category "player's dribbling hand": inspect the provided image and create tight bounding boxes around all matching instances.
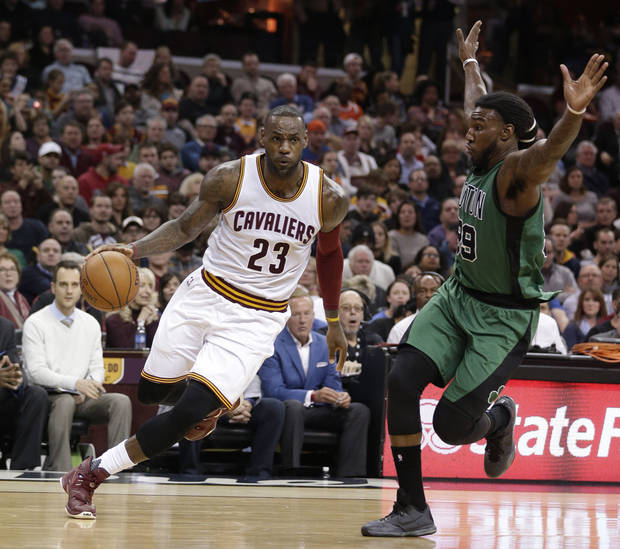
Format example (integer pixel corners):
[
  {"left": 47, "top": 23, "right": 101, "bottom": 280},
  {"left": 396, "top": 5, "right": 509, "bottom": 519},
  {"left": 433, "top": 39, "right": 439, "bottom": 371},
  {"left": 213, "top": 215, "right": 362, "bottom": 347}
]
[
  {"left": 560, "top": 54, "right": 608, "bottom": 114},
  {"left": 456, "top": 19, "right": 482, "bottom": 63},
  {"left": 85, "top": 243, "right": 134, "bottom": 262}
]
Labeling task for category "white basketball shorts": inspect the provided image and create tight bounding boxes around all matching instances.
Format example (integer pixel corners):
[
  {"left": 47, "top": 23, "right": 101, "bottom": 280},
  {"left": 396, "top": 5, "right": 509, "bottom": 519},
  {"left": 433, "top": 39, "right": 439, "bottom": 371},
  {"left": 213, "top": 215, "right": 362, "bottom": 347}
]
[{"left": 141, "top": 267, "right": 289, "bottom": 409}]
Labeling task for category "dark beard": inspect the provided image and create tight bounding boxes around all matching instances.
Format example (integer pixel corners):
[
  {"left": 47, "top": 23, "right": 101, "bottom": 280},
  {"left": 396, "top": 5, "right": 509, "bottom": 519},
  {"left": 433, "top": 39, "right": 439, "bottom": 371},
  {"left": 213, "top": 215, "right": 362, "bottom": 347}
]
[
  {"left": 471, "top": 141, "right": 498, "bottom": 174},
  {"left": 265, "top": 154, "right": 299, "bottom": 178}
]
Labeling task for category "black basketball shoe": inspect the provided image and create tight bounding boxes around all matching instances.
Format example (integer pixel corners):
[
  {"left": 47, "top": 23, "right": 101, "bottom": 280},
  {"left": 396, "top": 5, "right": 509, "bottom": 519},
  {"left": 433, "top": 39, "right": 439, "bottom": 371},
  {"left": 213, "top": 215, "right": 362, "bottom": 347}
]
[
  {"left": 484, "top": 395, "right": 517, "bottom": 478},
  {"left": 361, "top": 489, "right": 436, "bottom": 537}
]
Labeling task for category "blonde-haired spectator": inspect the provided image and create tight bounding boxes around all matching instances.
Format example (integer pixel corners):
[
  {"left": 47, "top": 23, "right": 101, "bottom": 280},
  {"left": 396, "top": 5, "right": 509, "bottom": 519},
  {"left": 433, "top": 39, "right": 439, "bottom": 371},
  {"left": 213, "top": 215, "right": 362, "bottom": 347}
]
[
  {"left": 105, "top": 267, "right": 159, "bottom": 348},
  {"left": 178, "top": 172, "right": 203, "bottom": 203}
]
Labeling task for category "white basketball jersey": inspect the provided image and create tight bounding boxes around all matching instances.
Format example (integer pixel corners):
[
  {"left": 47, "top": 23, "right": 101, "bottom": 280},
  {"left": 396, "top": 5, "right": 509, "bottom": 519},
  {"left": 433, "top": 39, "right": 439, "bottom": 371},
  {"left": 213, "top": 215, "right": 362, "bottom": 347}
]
[{"left": 203, "top": 154, "right": 323, "bottom": 310}]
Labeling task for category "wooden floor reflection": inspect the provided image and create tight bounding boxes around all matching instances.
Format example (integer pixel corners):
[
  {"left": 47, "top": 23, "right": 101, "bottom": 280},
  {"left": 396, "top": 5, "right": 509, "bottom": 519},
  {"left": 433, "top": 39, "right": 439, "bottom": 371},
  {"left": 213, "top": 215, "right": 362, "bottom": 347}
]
[{"left": 0, "top": 473, "right": 618, "bottom": 549}]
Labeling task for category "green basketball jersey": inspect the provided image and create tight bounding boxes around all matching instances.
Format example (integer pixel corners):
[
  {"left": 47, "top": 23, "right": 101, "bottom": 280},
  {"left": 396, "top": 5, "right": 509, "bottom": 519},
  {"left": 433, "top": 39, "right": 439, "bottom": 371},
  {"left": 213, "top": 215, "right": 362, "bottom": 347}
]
[{"left": 452, "top": 160, "right": 556, "bottom": 307}]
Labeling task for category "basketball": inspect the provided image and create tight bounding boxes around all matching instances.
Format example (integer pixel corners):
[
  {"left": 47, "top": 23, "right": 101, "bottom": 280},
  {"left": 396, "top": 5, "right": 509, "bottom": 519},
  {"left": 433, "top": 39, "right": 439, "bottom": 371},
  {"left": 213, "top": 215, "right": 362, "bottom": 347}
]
[{"left": 80, "top": 251, "right": 140, "bottom": 312}]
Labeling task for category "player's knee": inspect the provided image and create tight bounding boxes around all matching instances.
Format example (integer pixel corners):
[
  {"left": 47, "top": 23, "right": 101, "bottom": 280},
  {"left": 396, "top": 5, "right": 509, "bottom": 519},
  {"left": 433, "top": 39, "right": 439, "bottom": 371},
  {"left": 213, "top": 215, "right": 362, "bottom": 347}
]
[
  {"left": 388, "top": 346, "right": 438, "bottom": 403},
  {"left": 433, "top": 399, "right": 476, "bottom": 446},
  {"left": 168, "top": 380, "right": 223, "bottom": 428}
]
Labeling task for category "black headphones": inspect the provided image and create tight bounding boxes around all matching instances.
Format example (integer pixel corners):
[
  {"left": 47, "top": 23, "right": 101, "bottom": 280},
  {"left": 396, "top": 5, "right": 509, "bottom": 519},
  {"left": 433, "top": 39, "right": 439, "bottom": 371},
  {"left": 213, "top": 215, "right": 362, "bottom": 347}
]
[{"left": 418, "top": 271, "right": 446, "bottom": 285}]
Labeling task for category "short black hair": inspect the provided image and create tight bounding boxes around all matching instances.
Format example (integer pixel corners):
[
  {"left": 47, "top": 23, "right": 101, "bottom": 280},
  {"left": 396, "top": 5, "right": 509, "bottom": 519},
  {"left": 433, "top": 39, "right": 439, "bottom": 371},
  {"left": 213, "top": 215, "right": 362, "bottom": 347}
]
[
  {"left": 10, "top": 150, "right": 31, "bottom": 167},
  {"left": 53, "top": 260, "right": 81, "bottom": 283},
  {"left": 356, "top": 186, "right": 376, "bottom": 200},
  {"left": 475, "top": 92, "right": 537, "bottom": 149},
  {"left": 264, "top": 105, "right": 304, "bottom": 128}
]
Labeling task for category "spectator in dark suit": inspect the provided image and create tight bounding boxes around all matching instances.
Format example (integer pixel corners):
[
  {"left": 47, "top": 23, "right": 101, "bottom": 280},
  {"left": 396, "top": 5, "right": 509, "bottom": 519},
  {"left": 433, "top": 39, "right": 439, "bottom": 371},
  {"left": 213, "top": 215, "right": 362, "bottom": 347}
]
[
  {"left": 59, "top": 121, "right": 96, "bottom": 179},
  {"left": 575, "top": 140, "right": 609, "bottom": 197},
  {"left": 0, "top": 316, "right": 47, "bottom": 469},
  {"left": 18, "top": 238, "right": 61, "bottom": 304},
  {"left": 178, "top": 75, "right": 212, "bottom": 124},
  {"left": 259, "top": 290, "right": 370, "bottom": 477}
]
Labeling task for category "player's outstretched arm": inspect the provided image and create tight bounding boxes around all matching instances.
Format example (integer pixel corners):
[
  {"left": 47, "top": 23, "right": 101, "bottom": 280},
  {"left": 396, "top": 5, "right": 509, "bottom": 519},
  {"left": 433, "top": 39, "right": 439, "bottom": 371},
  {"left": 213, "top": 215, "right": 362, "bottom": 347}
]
[
  {"left": 317, "top": 176, "right": 349, "bottom": 370},
  {"left": 87, "top": 161, "right": 241, "bottom": 260},
  {"left": 456, "top": 20, "right": 487, "bottom": 117},
  {"left": 504, "top": 54, "right": 608, "bottom": 201}
]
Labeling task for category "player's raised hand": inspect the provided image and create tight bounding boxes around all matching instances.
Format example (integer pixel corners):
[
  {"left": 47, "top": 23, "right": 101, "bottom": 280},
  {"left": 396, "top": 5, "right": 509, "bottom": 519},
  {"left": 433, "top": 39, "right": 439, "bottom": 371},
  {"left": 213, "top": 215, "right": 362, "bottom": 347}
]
[
  {"left": 456, "top": 19, "right": 482, "bottom": 63},
  {"left": 561, "top": 54, "right": 608, "bottom": 114},
  {"left": 85, "top": 243, "right": 134, "bottom": 262},
  {"left": 326, "top": 320, "right": 347, "bottom": 372}
]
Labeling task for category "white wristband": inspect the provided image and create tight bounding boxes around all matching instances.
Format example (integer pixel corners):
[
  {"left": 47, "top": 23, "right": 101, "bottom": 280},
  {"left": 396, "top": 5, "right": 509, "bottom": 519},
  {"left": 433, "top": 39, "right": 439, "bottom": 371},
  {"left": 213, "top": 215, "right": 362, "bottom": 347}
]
[
  {"left": 566, "top": 104, "right": 586, "bottom": 115},
  {"left": 462, "top": 58, "right": 478, "bottom": 68}
]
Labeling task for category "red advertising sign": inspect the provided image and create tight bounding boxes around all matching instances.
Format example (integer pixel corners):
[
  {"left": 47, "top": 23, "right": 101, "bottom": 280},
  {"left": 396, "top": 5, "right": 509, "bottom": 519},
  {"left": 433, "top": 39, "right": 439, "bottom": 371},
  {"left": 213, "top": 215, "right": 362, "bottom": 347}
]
[{"left": 383, "top": 380, "right": 620, "bottom": 482}]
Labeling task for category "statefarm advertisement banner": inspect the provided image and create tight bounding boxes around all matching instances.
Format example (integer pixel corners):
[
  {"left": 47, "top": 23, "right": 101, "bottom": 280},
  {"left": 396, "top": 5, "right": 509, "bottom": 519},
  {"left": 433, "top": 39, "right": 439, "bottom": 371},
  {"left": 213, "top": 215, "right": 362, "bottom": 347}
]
[{"left": 383, "top": 380, "right": 620, "bottom": 482}]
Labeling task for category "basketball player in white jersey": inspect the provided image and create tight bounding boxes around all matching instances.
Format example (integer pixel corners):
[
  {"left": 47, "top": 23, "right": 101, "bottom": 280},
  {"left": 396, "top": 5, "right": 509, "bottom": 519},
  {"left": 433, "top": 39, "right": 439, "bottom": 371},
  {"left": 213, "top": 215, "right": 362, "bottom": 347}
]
[{"left": 61, "top": 105, "right": 349, "bottom": 519}]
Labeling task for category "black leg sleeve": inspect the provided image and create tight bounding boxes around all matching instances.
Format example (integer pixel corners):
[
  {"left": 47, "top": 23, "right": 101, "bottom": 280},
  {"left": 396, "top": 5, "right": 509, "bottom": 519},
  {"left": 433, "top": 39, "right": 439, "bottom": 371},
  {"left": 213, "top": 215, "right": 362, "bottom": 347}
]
[
  {"left": 136, "top": 380, "right": 222, "bottom": 458},
  {"left": 387, "top": 345, "right": 443, "bottom": 436}
]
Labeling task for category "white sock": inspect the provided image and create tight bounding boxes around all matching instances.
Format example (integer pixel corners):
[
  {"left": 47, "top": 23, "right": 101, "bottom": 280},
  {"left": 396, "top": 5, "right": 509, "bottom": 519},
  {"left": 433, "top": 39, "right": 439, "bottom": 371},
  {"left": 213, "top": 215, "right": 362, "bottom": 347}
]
[{"left": 97, "top": 440, "right": 135, "bottom": 475}]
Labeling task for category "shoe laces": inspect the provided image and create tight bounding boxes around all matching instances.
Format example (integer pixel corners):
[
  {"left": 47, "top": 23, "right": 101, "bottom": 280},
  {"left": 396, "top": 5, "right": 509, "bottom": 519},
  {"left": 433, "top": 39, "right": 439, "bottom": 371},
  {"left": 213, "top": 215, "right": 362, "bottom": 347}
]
[
  {"left": 76, "top": 470, "right": 99, "bottom": 495},
  {"left": 486, "top": 436, "right": 503, "bottom": 462}
]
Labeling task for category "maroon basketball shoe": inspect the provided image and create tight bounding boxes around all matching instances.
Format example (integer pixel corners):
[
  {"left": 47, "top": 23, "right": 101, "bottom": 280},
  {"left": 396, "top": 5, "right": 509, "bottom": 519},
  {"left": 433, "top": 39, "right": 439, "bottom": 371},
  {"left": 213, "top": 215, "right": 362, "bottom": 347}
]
[
  {"left": 184, "top": 398, "right": 241, "bottom": 441},
  {"left": 60, "top": 456, "right": 110, "bottom": 519}
]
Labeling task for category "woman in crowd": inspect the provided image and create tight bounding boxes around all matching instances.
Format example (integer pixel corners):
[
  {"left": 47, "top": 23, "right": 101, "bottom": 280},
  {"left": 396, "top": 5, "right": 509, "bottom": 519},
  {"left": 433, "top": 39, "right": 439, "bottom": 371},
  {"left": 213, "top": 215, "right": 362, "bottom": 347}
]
[
  {"left": 552, "top": 166, "right": 598, "bottom": 225},
  {"left": 439, "top": 138, "right": 468, "bottom": 181},
  {"left": 371, "top": 221, "right": 401, "bottom": 275},
  {"left": 369, "top": 278, "right": 411, "bottom": 322},
  {"left": 563, "top": 289, "right": 607, "bottom": 350},
  {"left": 108, "top": 101, "right": 143, "bottom": 145},
  {"left": 178, "top": 173, "right": 203, "bottom": 203},
  {"left": 84, "top": 115, "right": 108, "bottom": 150},
  {"left": 141, "top": 204, "right": 167, "bottom": 233},
  {"left": 407, "top": 79, "right": 449, "bottom": 143},
  {"left": 381, "top": 154, "right": 404, "bottom": 194},
  {"left": 0, "top": 213, "right": 26, "bottom": 267},
  {"left": 43, "top": 69, "right": 69, "bottom": 119},
  {"left": 105, "top": 267, "right": 160, "bottom": 349},
  {"left": 0, "top": 251, "right": 30, "bottom": 329},
  {"left": 29, "top": 25, "right": 55, "bottom": 75},
  {"left": 598, "top": 254, "right": 619, "bottom": 298},
  {"left": 357, "top": 115, "right": 380, "bottom": 158},
  {"left": 25, "top": 113, "right": 52, "bottom": 160},
  {"left": 319, "top": 150, "right": 344, "bottom": 186},
  {"left": 1, "top": 130, "right": 26, "bottom": 161},
  {"left": 413, "top": 244, "right": 449, "bottom": 278},
  {"left": 388, "top": 200, "right": 429, "bottom": 269},
  {"left": 140, "top": 62, "right": 181, "bottom": 121},
  {"left": 158, "top": 271, "right": 181, "bottom": 312},
  {"left": 105, "top": 181, "right": 132, "bottom": 230}
]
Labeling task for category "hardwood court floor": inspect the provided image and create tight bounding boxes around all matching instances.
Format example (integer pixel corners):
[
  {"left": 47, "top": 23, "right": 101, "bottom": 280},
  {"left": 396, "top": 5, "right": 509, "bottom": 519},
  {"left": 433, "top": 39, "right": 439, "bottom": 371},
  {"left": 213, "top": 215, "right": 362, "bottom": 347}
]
[{"left": 0, "top": 472, "right": 618, "bottom": 549}]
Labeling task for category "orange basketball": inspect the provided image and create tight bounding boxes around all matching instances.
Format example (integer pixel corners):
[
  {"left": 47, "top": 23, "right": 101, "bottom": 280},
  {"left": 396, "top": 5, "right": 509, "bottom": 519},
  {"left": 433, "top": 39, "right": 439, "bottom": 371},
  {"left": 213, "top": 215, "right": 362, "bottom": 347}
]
[{"left": 80, "top": 251, "right": 140, "bottom": 311}]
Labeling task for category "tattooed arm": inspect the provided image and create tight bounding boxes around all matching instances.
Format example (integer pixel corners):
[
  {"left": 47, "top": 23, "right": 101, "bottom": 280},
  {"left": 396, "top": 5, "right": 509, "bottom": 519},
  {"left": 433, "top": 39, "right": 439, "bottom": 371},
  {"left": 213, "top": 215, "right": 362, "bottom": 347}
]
[{"left": 88, "top": 160, "right": 241, "bottom": 259}]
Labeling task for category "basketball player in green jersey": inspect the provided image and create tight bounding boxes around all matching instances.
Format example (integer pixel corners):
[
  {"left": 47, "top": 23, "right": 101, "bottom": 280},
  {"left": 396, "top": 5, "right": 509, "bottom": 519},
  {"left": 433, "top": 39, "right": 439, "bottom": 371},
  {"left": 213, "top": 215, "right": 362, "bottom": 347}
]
[{"left": 362, "top": 21, "right": 608, "bottom": 537}]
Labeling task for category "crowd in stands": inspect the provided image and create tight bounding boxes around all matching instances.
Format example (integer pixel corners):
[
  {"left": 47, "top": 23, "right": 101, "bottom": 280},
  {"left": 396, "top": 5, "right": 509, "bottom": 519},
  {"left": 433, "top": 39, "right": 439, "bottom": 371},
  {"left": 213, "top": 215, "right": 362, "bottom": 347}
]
[{"left": 0, "top": 0, "right": 619, "bottom": 475}]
